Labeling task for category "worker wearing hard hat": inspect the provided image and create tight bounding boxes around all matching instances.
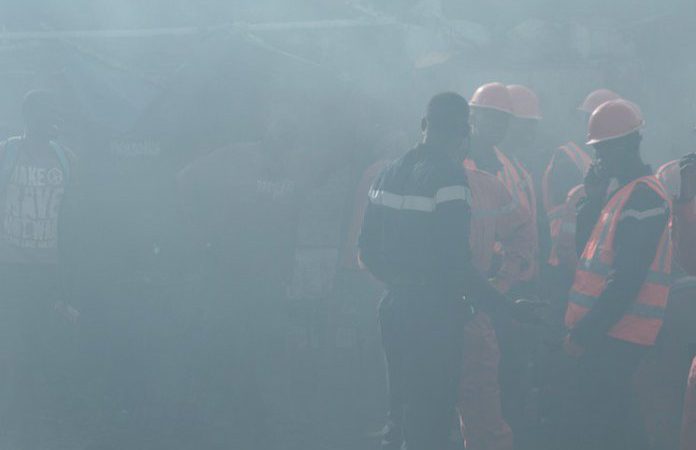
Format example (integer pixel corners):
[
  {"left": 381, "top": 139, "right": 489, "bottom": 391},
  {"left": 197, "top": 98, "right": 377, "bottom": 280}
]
[
  {"left": 504, "top": 84, "right": 541, "bottom": 235},
  {"left": 563, "top": 99, "right": 672, "bottom": 450},
  {"left": 465, "top": 82, "right": 540, "bottom": 436},
  {"left": 465, "top": 82, "right": 538, "bottom": 288},
  {"left": 542, "top": 91, "right": 618, "bottom": 276},
  {"left": 457, "top": 165, "right": 537, "bottom": 450}
]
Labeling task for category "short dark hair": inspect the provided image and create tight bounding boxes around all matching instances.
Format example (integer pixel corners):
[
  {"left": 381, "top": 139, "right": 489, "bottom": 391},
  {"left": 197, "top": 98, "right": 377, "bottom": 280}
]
[{"left": 426, "top": 92, "right": 470, "bottom": 135}]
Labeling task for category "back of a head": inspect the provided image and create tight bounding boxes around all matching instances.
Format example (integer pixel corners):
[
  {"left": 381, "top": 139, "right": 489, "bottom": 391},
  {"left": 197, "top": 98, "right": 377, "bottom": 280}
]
[{"left": 426, "top": 92, "right": 470, "bottom": 137}]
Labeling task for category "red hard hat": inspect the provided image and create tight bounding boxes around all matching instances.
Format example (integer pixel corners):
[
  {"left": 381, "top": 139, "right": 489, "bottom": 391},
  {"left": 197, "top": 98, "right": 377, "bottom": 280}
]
[
  {"left": 586, "top": 99, "right": 645, "bottom": 145},
  {"left": 470, "top": 82, "right": 514, "bottom": 114},
  {"left": 578, "top": 89, "right": 621, "bottom": 114},
  {"left": 507, "top": 84, "right": 542, "bottom": 119}
]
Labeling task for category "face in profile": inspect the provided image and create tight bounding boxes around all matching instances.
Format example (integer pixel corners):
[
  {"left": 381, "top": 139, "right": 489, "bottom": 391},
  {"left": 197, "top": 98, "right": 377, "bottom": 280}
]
[{"left": 470, "top": 107, "right": 511, "bottom": 146}]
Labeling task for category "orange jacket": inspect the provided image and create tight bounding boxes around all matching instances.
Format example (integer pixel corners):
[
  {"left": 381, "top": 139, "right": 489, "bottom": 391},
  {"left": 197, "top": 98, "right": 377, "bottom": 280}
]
[
  {"left": 566, "top": 176, "right": 672, "bottom": 346},
  {"left": 465, "top": 167, "right": 536, "bottom": 293},
  {"left": 464, "top": 148, "right": 538, "bottom": 282}
]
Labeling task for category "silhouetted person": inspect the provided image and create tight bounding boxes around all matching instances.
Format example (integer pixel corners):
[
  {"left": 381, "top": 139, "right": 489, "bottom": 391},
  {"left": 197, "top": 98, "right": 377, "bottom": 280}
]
[
  {"left": 359, "top": 93, "right": 533, "bottom": 450},
  {"left": 0, "top": 90, "right": 77, "bottom": 447}
]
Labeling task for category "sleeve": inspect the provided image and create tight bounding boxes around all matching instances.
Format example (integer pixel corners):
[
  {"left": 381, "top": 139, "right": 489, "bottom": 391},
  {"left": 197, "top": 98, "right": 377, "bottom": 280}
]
[
  {"left": 570, "top": 184, "right": 669, "bottom": 347},
  {"left": 575, "top": 194, "right": 605, "bottom": 257},
  {"left": 673, "top": 199, "right": 696, "bottom": 275},
  {"left": 431, "top": 176, "right": 510, "bottom": 313},
  {"left": 357, "top": 173, "right": 388, "bottom": 282},
  {"left": 493, "top": 182, "right": 536, "bottom": 293}
]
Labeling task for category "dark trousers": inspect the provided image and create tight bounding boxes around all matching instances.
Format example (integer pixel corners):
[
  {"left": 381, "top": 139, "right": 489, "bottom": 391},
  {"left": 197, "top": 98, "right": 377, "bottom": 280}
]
[
  {"left": 564, "top": 337, "right": 650, "bottom": 450},
  {"left": 379, "top": 289, "right": 470, "bottom": 450}
]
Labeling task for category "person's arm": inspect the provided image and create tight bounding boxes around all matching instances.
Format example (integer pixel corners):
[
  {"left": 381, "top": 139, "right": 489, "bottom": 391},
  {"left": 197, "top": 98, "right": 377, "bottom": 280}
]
[
  {"left": 570, "top": 184, "right": 669, "bottom": 347},
  {"left": 492, "top": 182, "right": 536, "bottom": 293},
  {"left": 575, "top": 162, "right": 610, "bottom": 255}
]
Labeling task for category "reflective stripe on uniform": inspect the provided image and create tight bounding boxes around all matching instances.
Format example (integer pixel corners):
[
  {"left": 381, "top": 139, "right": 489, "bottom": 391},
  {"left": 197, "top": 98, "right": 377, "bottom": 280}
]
[
  {"left": 568, "top": 290, "right": 666, "bottom": 319},
  {"left": 578, "top": 258, "right": 672, "bottom": 287},
  {"left": 369, "top": 185, "right": 471, "bottom": 212},
  {"left": 619, "top": 206, "right": 668, "bottom": 221}
]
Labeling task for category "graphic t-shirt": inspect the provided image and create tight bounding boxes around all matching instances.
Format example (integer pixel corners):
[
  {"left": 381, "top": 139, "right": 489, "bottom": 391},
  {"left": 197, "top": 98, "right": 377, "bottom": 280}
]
[{"left": 0, "top": 140, "right": 69, "bottom": 265}]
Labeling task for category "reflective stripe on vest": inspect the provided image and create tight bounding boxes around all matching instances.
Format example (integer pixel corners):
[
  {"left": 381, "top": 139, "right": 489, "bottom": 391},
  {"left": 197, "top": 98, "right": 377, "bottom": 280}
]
[{"left": 565, "top": 175, "right": 672, "bottom": 346}]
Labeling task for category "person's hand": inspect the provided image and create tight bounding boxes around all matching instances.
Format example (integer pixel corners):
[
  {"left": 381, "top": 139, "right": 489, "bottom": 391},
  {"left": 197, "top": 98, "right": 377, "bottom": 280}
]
[
  {"left": 584, "top": 161, "right": 610, "bottom": 201},
  {"left": 564, "top": 334, "right": 584, "bottom": 358},
  {"left": 679, "top": 153, "right": 696, "bottom": 202}
]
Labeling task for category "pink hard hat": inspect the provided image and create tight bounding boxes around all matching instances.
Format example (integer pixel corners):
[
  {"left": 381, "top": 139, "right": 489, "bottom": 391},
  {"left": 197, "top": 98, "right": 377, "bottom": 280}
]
[
  {"left": 578, "top": 89, "right": 621, "bottom": 114},
  {"left": 470, "top": 82, "right": 515, "bottom": 115},
  {"left": 507, "top": 84, "right": 542, "bottom": 120},
  {"left": 586, "top": 99, "right": 645, "bottom": 146}
]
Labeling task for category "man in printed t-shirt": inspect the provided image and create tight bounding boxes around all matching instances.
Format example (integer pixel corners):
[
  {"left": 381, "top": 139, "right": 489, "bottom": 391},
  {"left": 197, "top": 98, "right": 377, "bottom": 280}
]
[{"left": 0, "top": 90, "right": 77, "bottom": 445}]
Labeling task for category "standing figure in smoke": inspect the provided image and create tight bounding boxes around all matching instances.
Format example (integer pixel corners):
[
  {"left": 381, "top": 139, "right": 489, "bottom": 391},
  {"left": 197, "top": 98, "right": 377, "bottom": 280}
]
[
  {"left": 563, "top": 99, "right": 672, "bottom": 450},
  {"left": 0, "top": 90, "right": 77, "bottom": 447},
  {"left": 359, "top": 92, "right": 534, "bottom": 450}
]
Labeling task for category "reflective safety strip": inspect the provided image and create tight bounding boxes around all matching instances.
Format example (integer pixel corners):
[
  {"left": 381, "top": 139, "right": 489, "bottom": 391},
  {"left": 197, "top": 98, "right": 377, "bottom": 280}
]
[
  {"left": 619, "top": 206, "right": 668, "bottom": 221},
  {"left": 578, "top": 258, "right": 672, "bottom": 287},
  {"left": 368, "top": 185, "right": 471, "bottom": 212},
  {"left": 568, "top": 291, "right": 666, "bottom": 319}
]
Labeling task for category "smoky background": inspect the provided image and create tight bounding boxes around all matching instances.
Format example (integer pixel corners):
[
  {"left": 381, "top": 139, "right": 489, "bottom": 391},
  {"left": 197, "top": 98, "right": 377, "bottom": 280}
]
[{"left": 0, "top": 1, "right": 694, "bottom": 449}]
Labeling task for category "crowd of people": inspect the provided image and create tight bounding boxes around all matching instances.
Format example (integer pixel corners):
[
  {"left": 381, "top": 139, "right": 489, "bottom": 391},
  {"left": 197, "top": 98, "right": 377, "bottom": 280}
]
[
  {"left": 357, "top": 85, "right": 696, "bottom": 450},
  {"left": 1, "top": 80, "right": 696, "bottom": 450}
]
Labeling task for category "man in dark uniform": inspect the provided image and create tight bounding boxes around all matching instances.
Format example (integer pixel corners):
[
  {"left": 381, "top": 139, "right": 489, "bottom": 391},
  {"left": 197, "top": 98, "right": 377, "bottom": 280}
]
[{"left": 359, "top": 93, "right": 531, "bottom": 450}]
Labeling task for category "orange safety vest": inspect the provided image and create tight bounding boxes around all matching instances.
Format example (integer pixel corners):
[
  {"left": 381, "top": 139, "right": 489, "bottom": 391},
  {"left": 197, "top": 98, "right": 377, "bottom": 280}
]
[
  {"left": 548, "top": 184, "right": 586, "bottom": 268},
  {"left": 565, "top": 176, "right": 672, "bottom": 346},
  {"left": 543, "top": 143, "right": 592, "bottom": 267}
]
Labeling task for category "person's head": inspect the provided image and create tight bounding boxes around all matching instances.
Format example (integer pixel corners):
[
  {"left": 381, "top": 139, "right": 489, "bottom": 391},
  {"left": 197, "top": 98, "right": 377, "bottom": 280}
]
[
  {"left": 421, "top": 92, "right": 471, "bottom": 155},
  {"left": 593, "top": 131, "right": 642, "bottom": 178},
  {"left": 578, "top": 89, "right": 621, "bottom": 117},
  {"left": 577, "top": 89, "right": 621, "bottom": 137},
  {"left": 22, "top": 90, "right": 59, "bottom": 139},
  {"left": 469, "top": 82, "right": 514, "bottom": 147},
  {"left": 588, "top": 99, "right": 645, "bottom": 179},
  {"left": 505, "top": 85, "right": 541, "bottom": 150}
]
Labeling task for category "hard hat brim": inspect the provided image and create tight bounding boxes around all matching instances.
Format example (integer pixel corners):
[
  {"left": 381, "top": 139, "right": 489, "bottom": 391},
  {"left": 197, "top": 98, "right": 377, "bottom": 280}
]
[
  {"left": 513, "top": 113, "right": 543, "bottom": 120},
  {"left": 470, "top": 104, "right": 515, "bottom": 115},
  {"left": 585, "top": 121, "right": 645, "bottom": 146}
]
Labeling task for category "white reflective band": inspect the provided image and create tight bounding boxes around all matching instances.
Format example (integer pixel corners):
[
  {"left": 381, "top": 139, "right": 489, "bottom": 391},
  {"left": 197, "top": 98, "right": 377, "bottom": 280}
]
[
  {"left": 369, "top": 185, "right": 470, "bottom": 212},
  {"left": 619, "top": 207, "right": 667, "bottom": 221},
  {"left": 434, "top": 185, "right": 472, "bottom": 205}
]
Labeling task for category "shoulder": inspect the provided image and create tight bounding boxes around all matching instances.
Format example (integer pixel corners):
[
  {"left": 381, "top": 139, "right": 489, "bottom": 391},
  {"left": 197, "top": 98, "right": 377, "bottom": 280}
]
[{"left": 621, "top": 179, "right": 669, "bottom": 220}]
